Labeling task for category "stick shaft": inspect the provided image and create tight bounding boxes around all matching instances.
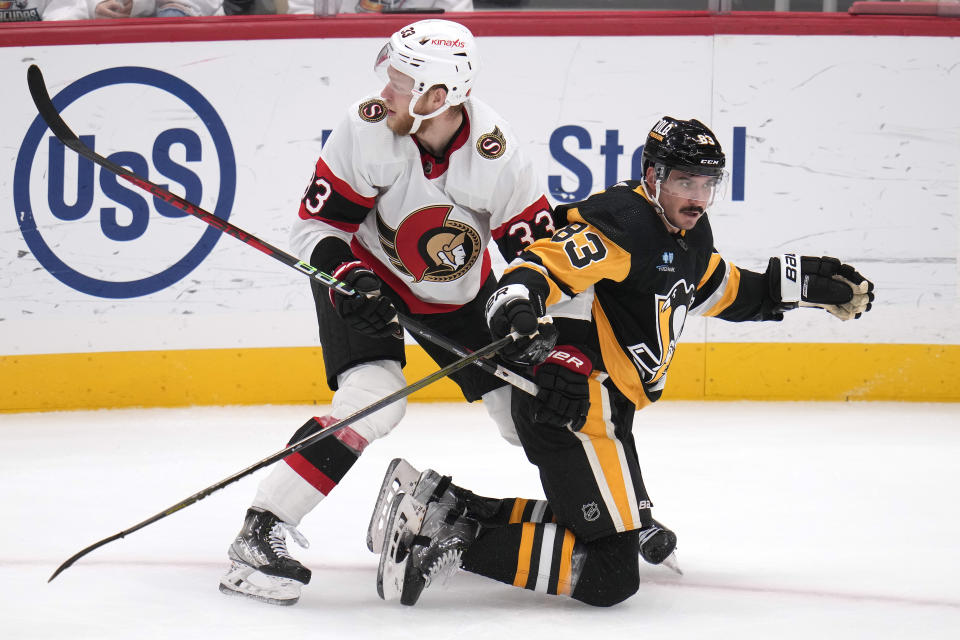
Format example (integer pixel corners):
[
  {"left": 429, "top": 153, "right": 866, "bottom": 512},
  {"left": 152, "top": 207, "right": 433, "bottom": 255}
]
[{"left": 47, "top": 333, "right": 515, "bottom": 582}]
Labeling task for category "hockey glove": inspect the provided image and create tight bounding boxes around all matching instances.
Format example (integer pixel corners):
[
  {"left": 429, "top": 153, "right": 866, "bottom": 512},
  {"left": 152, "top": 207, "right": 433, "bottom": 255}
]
[
  {"left": 533, "top": 346, "right": 593, "bottom": 431},
  {"left": 329, "top": 261, "right": 401, "bottom": 338},
  {"left": 770, "top": 254, "right": 875, "bottom": 321},
  {"left": 485, "top": 284, "right": 558, "bottom": 366}
]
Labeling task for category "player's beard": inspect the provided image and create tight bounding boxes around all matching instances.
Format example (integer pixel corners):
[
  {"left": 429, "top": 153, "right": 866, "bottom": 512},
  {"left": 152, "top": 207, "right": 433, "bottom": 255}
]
[{"left": 386, "top": 110, "right": 416, "bottom": 136}]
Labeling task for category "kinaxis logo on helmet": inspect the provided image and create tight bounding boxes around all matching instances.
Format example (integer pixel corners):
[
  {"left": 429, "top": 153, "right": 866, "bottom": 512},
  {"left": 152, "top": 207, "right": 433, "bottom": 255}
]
[
  {"left": 14, "top": 67, "right": 236, "bottom": 299},
  {"left": 376, "top": 205, "right": 481, "bottom": 283},
  {"left": 431, "top": 38, "right": 466, "bottom": 48}
]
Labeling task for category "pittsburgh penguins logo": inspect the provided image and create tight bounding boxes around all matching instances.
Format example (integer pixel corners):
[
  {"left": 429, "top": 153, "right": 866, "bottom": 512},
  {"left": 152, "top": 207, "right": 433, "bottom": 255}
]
[
  {"left": 627, "top": 280, "right": 695, "bottom": 385},
  {"left": 376, "top": 205, "right": 481, "bottom": 283},
  {"left": 358, "top": 98, "right": 387, "bottom": 123},
  {"left": 476, "top": 126, "right": 506, "bottom": 159}
]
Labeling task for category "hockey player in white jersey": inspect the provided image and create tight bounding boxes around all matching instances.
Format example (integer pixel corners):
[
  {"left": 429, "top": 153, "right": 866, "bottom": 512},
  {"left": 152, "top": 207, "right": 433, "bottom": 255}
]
[{"left": 218, "top": 19, "right": 561, "bottom": 605}]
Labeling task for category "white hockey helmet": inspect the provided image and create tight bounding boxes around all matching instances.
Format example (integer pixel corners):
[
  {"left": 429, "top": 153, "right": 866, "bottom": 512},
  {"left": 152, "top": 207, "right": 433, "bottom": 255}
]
[{"left": 375, "top": 19, "right": 479, "bottom": 132}]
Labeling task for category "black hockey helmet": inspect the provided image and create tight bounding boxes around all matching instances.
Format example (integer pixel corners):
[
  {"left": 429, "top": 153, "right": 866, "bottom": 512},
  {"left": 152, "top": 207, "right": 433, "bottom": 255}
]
[{"left": 642, "top": 117, "right": 726, "bottom": 182}]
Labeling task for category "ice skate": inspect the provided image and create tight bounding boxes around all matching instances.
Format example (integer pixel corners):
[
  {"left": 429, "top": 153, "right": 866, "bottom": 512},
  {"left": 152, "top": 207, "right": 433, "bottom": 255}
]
[
  {"left": 367, "top": 458, "right": 462, "bottom": 553},
  {"left": 367, "top": 458, "right": 422, "bottom": 552},
  {"left": 377, "top": 492, "right": 479, "bottom": 606},
  {"left": 219, "top": 508, "right": 312, "bottom": 605},
  {"left": 638, "top": 519, "right": 682, "bottom": 575}
]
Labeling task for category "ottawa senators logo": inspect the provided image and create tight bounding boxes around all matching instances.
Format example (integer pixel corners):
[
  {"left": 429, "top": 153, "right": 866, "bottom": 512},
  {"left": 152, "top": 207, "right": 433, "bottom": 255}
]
[
  {"left": 376, "top": 205, "right": 481, "bottom": 283},
  {"left": 627, "top": 280, "right": 695, "bottom": 386},
  {"left": 476, "top": 126, "right": 506, "bottom": 159},
  {"left": 358, "top": 99, "right": 387, "bottom": 123}
]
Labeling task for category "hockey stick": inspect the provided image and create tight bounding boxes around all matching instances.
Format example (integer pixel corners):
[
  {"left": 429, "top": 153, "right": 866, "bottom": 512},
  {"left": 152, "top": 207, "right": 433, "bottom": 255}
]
[
  {"left": 25, "top": 65, "right": 536, "bottom": 397},
  {"left": 47, "top": 332, "right": 517, "bottom": 583}
]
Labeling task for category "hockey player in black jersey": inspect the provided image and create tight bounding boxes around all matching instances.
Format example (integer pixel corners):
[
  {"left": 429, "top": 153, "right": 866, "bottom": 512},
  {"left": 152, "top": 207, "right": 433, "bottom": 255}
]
[{"left": 374, "top": 116, "right": 874, "bottom": 607}]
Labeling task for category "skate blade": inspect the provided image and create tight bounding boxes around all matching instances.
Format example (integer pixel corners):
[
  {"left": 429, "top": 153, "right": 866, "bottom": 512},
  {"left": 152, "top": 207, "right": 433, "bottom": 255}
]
[
  {"left": 660, "top": 551, "right": 683, "bottom": 576},
  {"left": 219, "top": 561, "right": 303, "bottom": 606},
  {"left": 367, "top": 458, "right": 421, "bottom": 553},
  {"left": 377, "top": 493, "right": 426, "bottom": 601}
]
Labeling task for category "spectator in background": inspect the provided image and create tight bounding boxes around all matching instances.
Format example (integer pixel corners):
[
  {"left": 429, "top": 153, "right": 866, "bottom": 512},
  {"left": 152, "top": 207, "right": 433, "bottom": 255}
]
[
  {"left": 155, "top": 0, "right": 220, "bottom": 16},
  {"left": 233, "top": 0, "right": 473, "bottom": 16},
  {"left": 93, "top": 0, "right": 150, "bottom": 17},
  {"left": 1, "top": 0, "right": 222, "bottom": 20},
  {"left": 1, "top": 0, "right": 85, "bottom": 20}
]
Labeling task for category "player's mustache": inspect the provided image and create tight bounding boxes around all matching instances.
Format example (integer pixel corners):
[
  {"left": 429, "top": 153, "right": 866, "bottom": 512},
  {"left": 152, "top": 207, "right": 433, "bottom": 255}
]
[{"left": 680, "top": 206, "right": 704, "bottom": 215}]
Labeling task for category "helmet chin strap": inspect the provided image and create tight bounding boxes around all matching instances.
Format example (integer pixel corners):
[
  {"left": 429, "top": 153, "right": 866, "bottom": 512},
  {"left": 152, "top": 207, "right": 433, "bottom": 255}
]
[
  {"left": 641, "top": 178, "right": 665, "bottom": 214},
  {"left": 408, "top": 100, "right": 451, "bottom": 135},
  {"left": 641, "top": 178, "right": 682, "bottom": 234}
]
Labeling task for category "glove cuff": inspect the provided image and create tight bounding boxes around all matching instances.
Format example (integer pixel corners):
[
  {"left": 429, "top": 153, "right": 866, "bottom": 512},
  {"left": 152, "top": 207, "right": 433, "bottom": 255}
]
[
  {"left": 485, "top": 283, "right": 531, "bottom": 326},
  {"left": 776, "top": 253, "right": 802, "bottom": 303},
  {"left": 310, "top": 236, "right": 357, "bottom": 277},
  {"left": 535, "top": 345, "right": 593, "bottom": 376},
  {"left": 328, "top": 260, "right": 367, "bottom": 307}
]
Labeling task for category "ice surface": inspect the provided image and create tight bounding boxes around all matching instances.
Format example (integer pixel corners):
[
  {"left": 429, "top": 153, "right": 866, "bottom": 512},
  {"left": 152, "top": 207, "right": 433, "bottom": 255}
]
[{"left": 2, "top": 401, "right": 958, "bottom": 639}]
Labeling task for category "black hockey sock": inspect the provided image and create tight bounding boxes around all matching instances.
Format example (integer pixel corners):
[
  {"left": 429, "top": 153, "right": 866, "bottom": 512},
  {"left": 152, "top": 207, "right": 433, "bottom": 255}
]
[
  {"left": 461, "top": 522, "right": 581, "bottom": 597},
  {"left": 460, "top": 494, "right": 556, "bottom": 527},
  {"left": 462, "top": 524, "right": 642, "bottom": 607}
]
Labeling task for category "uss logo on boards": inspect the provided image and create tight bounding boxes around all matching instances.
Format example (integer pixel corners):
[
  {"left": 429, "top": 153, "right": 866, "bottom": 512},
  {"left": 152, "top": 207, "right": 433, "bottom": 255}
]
[{"left": 14, "top": 66, "right": 236, "bottom": 298}]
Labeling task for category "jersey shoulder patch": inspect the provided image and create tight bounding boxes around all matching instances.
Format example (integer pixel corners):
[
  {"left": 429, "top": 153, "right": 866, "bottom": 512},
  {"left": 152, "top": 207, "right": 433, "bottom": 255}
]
[
  {"left": 357, "top": 98, "right": 388, "bottom": 123},
  {"left": 476, "top": 125, "right": 507, "bottom": 159},
  {"left": 465, "top": 98, "right": 518, "bottom": 164}
]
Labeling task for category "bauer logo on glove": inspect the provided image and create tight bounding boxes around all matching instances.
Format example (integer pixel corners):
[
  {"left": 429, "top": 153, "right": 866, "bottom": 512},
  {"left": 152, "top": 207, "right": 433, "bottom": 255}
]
[
  {"left": 772, "top": 254, "right": 875, "bottom": 321},
  {"left": 533, "top": 345, "right": 594, "bottom": 431}
]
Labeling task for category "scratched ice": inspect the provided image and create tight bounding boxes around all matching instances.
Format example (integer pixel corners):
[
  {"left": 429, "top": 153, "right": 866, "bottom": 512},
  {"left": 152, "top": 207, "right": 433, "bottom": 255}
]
[{"left": 2, "top": 401, "right": 958, "bottom": 639}]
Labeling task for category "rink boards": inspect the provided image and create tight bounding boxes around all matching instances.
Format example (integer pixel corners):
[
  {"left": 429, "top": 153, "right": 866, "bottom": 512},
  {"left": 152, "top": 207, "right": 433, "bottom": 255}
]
[{"left": 0, "top": 13, "right": 957, "bottom": 410}]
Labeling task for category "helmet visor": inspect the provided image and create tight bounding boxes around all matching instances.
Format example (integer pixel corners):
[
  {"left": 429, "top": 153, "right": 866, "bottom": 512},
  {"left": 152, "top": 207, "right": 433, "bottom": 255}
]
[
  {"left": 658, "top": 169, "right": 729, "bottom": 206},
  {"left": 374, "top": 41, "right": 393, "bottom": 74},
  {"left": 375, "top": 44, "right": 416, "bottom": 97}
]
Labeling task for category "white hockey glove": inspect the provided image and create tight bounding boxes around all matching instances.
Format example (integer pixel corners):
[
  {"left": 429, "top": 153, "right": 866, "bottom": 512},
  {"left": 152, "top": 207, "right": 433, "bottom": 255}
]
[
  {"left": 485, "top": 284, "right": 558, "bottom": 366},
  {"left": 771, "top": 254, "right": 875, "bottom": 321}
]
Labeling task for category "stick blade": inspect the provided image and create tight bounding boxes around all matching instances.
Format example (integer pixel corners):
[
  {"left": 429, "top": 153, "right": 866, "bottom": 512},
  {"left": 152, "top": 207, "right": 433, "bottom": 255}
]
[
  {"left": 26, "top": 64, "right": 79, "bottom": 144},
  {"left": 47, "top": 532, "right": 124, "bottom": 583}
]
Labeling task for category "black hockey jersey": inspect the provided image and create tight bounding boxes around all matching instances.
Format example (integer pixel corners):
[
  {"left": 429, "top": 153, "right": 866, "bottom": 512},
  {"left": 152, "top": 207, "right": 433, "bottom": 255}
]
[{"left": 502, "top": 180, "right": 776, "bottom": 409}]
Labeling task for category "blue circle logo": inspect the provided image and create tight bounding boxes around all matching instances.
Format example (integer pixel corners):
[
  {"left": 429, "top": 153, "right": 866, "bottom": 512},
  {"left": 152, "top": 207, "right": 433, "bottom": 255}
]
[{"left": 13, "top": 67, "right": 236, "bottom": 299}]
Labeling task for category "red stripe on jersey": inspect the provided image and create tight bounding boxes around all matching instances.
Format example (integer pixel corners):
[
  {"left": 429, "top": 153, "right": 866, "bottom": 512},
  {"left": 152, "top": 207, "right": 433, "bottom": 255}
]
[
  {"left": 297, "top": 157, "right": 376, "bottom": 227},
  {"left": 284, "top": 452, "right": 337, "bottom": 495},
  {"left": 416, "top": 111, "right": 470, "bottom": 181},
  {"left": 491, "top": 194, "right": 552, "bottom": 240},
  {"left": 351, "top": 239, "right": 492, "bottom": 314},
  {"left": 315, "top": 157, "right": 376, "bottom": 208}
]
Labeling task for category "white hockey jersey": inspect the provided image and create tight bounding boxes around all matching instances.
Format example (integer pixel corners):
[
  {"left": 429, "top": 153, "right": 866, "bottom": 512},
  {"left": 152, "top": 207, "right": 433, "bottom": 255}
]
[{"left": 290, "top": 96, "right": 553, "bottom": 314}]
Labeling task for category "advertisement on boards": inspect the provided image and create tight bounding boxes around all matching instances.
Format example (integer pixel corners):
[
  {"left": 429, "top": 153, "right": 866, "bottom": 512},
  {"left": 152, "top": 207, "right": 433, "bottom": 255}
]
[{"left": 2, "top": 35, "right": 958, "bottom": 359}]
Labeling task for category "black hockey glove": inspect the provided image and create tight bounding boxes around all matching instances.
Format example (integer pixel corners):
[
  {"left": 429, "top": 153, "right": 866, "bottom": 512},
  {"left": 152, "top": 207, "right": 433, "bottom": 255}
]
[
  {"left": 329, "top": 261, "right": 401, "bottom": 338},
  {"left": 533, "top": 346, "right": 593, "bottom": 431},
  {"left": 485, "top": 283, "right": 558, "bottom": 366},
  {"left": 769, "top": 254, "right": 875, "bottom": 321}
]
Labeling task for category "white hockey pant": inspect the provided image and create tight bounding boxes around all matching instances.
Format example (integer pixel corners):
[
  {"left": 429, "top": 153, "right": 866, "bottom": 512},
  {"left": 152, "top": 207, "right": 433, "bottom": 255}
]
[{"left": 252, "top": 360, "right": 406, "bottom": 525}]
